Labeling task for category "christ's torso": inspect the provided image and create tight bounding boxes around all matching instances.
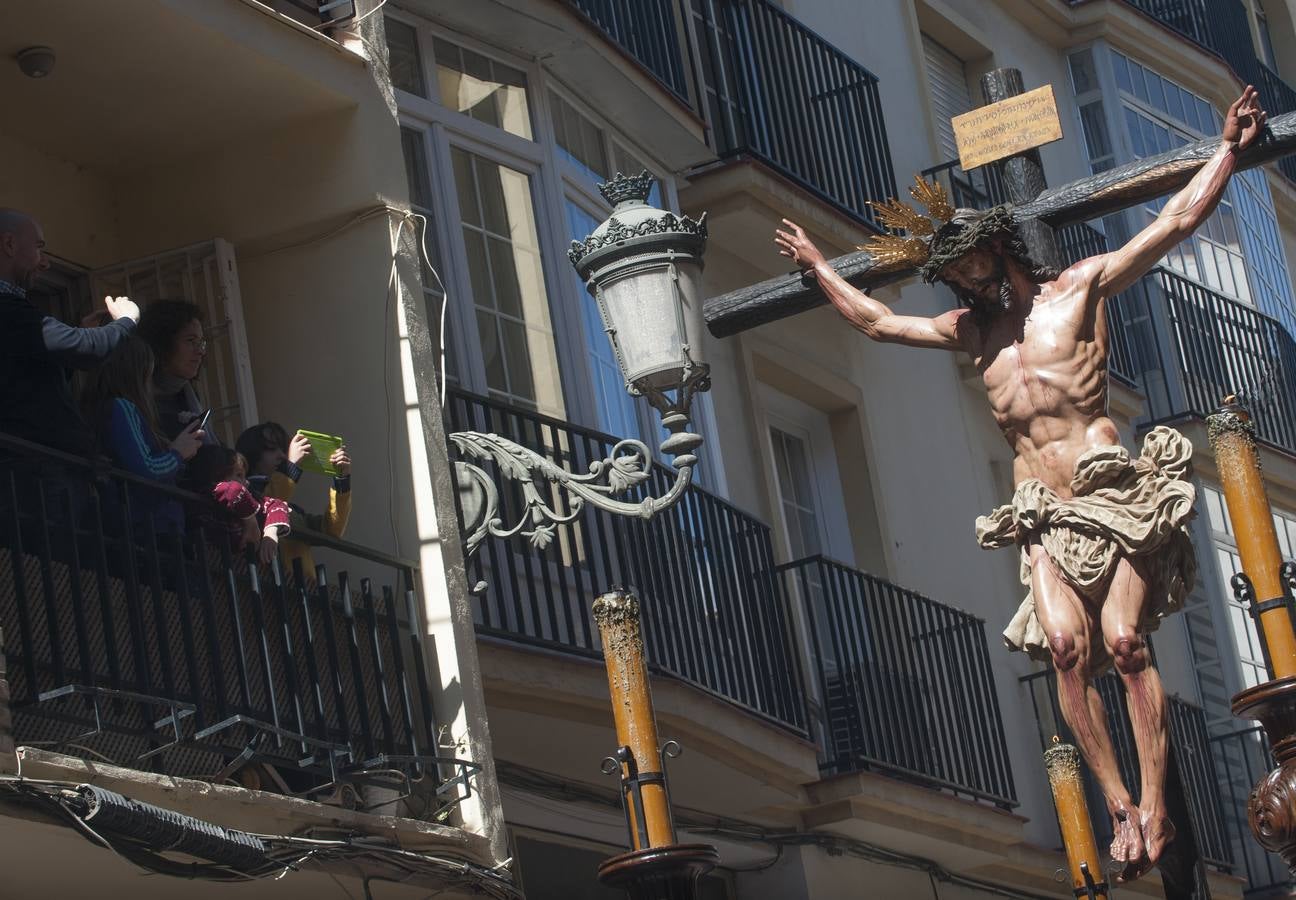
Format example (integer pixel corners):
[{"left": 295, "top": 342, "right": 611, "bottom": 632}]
[{"left": 969, "top": 267, "right": 1118, "bottom": 497}]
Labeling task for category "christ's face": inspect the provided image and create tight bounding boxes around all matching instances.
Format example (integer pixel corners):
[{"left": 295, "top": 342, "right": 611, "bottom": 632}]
[{"left": 940, "top": 249, "right": 1005, "bottom": 306}]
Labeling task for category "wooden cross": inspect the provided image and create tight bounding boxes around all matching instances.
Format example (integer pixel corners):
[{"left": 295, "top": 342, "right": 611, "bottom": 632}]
[{"left": 703, "top": 111, "right": 1296, "bottom": 337}]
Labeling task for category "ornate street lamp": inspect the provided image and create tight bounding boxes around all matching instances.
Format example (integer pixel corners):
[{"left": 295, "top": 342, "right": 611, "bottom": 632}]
[
  {"left": 451, "top": 171, "right": 711, "bottom": 555},
  {"left": 447, "top": 172, "right": 719, "bottom": 899}
]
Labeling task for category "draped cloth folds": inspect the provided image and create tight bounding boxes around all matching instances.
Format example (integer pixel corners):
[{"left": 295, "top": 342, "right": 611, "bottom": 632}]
[{"left": 975, "top": 426, "right": 1197, "bottom": 665}]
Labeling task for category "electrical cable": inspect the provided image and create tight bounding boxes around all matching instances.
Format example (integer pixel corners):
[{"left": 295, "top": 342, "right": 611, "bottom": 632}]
[{"left": 0, "top": 777, "right": 521, "bottom": 896}]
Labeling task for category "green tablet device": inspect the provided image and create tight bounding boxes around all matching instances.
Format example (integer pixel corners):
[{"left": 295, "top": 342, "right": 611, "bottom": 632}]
[{"left": 296, "top": 429, "right": 345, "bottom": 477}]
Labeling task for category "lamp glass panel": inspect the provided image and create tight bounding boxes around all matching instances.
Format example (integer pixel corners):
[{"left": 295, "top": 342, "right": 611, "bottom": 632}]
[{"left": 598, "top": 265, "right": 682, "bottom": 386}]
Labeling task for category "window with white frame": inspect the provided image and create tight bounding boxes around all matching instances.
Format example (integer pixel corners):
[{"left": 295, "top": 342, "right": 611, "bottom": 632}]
[
  {"left": 1081, "top": 48, "right": 1296, "bottom": 335},
  {"left": 1202, "top": 484, "right": 1296, "bottom": 694},
  {"left": 400, "top": 126, "right": 452, "bottom": 386},
  {"left": 387, "top": 13, "right": 725, "bottom": 491}
]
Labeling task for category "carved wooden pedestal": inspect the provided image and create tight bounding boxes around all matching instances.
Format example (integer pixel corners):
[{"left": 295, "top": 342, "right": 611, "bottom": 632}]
[
  {"left": 1209, "top": 401, "right": 1296, "bottom": 879},
  {"left": 598, "top": 844, "right": 720, "bottom": 900},
  {"left": 1233, "top": 678, "right": 1296, "bottom": 875}
]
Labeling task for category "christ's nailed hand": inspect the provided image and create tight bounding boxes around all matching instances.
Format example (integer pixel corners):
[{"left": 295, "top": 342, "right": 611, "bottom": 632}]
[
  {"left": 1223, "top": 85, "right": 1268, "bottom": 152},
  {"left": 774, "top": 219, "right": 827, "bottom": 273}
]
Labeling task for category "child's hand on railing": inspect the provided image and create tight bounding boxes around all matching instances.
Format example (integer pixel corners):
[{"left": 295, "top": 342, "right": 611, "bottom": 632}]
[{"left": 258, "top": 525, "right": 284, "bottom": 565}]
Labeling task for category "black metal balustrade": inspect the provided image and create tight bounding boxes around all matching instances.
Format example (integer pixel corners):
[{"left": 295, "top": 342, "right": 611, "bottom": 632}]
[
  {"left": 1113, "top": 266, "right": 1296, "bottom": 456},
  {"left": 565, "top": 0, "right": 692, "bottom": 102},
  {"left": 780, "top": 555, "right": 1018, "bottom": 808},
  {"left": 1022, "top": 670, "right": 1233, "bottom": 876},
  {"left": 557, "top": 0, "right": 898, "bottom": 228},
  {"left": 1211, "top": 725, "right": 1294, "bottom": 894},
  {"left": 0, "top": 432, "right": 456, "bottom": 807},
  {"left": 921, "top": 159, "right": 1008, "bottom": 211},
  {"left": 688, "top": 0, "right": 896, "bottom": 227},
  {"left": 446, "top": 388, "right": 808, "bottom": 735}
]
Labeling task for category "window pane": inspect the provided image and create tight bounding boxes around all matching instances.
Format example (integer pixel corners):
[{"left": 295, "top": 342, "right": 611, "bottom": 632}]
[
  {"left": 434, "top": 38, "right": 532, "bottom": 139},
  {"left": 399, "top": 127, "right": 432, "bottom": 209},
  {"left": 453, "top": 150, "right": 561, "bottom": 415},
  {"left": 385, "top": 18, "right": 426, "bottom": 97},
  {"left": 487, "top": 236, "right": 523, "bottom": 318},
  {"left": 550, "top": 91, "right": 608, "bottom": 180},
  {"left": 1079, "top": 103, "right": 1111, "bottom": 159},
  {"left": 1069, "top": 49, "right": 1098, "bottom": 95},
  {"left": 1112, "top": 51, "right": 1132, "bottom": 94}
]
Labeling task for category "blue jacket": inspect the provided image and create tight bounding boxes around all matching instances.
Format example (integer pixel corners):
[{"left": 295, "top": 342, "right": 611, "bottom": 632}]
[{"left": 102, "top": 398, "right": 185, "bottom": 536}]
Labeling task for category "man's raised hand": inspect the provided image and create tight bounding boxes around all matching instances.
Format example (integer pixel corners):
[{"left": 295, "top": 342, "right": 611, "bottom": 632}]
[
  {"left": 775, "top": 219, "right": 827, "bottom": 273},
  {"left": 1223, "top": 85, "right": 1268, "bottom": 152},
  {"left": 103, "top": 295, "right": 140, "bottom": 323}
]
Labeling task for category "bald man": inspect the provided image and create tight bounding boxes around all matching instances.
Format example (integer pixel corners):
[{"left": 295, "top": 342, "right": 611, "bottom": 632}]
[{"left": 0, "top": 209, "right": 140, "bottom": 456}]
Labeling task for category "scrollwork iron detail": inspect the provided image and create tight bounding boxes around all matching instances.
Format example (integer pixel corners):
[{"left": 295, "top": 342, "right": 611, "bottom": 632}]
[{"left": 449, "top": 431, "right": 694, "bottom": 562}]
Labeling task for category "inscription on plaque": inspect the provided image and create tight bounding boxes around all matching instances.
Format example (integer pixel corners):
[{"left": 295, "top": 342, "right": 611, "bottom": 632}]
[{"left": 951, "top": 84, "right": 1063, "bottom": 171}]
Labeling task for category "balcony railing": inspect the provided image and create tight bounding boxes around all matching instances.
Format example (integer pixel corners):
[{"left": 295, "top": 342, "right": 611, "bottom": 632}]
[
  {"left": 446, "top": 388, "right": 808, "bottom": 735},
  {"left": 0, "top": 432, "right": 454, "bottom": 803},
  {"left": 1110, "top": 0, "right": 1296, "bottom": 183},
  {"left": 1022, "top": 670, "right": 1233, "bottom": 875},
  {"left": 1110, "top": 266, "right": 1296, "bottom": 456},
  {"left": 562, "top": 0, "right": 897, "bottom": 228},
  {"left": 921, "top": 158, "right": 1008, "bottom": 212},
  {"left": 689, "top": 0, "right": 897, "bottom": 227},
  {"left": 566, "top": 0, "right": 692, "bottom": 102},
  {"left": 780, "top": 555, "right": 1018, "bottom": 808},
  {"left": 1211, "top": 725, "right": 1294, "bottom": 893}
]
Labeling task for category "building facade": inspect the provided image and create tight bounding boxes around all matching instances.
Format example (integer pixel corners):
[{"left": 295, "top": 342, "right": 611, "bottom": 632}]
[{"left": 3, "top": 0, "right": 1296, "bottom": 898}]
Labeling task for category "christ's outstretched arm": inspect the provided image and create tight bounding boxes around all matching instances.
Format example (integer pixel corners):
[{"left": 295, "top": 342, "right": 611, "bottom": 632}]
[
  {"left": 1083, "top": 85, "right": 1267, "bottom": 299},
  {"left": 774, "top": 219, "right": 969, "bottom": 352}
]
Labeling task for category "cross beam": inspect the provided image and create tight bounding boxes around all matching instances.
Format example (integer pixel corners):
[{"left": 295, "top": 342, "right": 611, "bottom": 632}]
[{"left": 703, "top": 111, "right": 1296, "bottom": 338}]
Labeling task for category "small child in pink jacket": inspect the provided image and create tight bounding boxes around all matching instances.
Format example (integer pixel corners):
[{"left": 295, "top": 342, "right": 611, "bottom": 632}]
[{"left": 187, "top": 446, "right": 291, "bottom": 564}]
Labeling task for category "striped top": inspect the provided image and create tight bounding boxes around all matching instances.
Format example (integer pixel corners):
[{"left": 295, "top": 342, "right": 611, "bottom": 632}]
[{"left": 106, "top": 398, "right": 181, "bottom": 482}]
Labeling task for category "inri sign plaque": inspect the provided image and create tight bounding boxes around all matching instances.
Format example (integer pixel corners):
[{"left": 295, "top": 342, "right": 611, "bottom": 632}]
[{"left": 951, "top": 84, "right": 1064, "bottom": 171}]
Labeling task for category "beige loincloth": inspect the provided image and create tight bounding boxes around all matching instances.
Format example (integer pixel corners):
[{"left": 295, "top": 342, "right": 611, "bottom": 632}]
[{"left": 975, "top": 426, "right": 1198, "bottom": 665}]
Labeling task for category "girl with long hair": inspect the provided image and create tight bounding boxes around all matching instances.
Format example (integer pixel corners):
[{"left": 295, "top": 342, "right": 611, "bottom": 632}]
[{"left": 79, "top": 334, "right": 204, "bottom": 535}]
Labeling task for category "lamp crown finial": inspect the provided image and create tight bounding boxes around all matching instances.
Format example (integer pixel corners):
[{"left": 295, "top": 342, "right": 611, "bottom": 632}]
[{"left": 598, "top": 170, "right": 655, "bottom": 207}]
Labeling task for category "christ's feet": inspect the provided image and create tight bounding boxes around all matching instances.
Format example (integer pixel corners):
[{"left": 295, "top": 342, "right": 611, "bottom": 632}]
[
  {"left": 1141, "top": 808, "right": 1176, "bottom": 867},
  {"left": 1109, "top": 805, "right": 1150, "bottom": 883}
]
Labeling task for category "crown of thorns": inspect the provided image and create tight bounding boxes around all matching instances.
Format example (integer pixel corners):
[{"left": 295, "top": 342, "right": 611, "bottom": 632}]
[{"left": 861, "top": 175, "right": 1017, "bottom": 282}]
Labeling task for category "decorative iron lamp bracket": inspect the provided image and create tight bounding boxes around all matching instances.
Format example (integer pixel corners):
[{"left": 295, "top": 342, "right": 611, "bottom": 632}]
[
  {"left": 451, "top": 426, "right": 697, "bottom": 565},
  {"left": 450, "top": 170, "right": 710, "bottom": 568}
]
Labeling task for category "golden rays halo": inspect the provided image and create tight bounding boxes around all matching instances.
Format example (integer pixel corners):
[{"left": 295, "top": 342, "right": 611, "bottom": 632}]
[{"left": 859, "top": 174, "right": 955, "bottom": 271}]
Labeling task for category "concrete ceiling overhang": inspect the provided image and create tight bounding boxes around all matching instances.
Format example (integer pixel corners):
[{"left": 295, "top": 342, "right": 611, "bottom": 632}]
[
  {"left": 0, "top": 0, "right": 362, "bottom": 175},
  {"left": 393, "top": 0, "right": 713, "bottom": 172}
]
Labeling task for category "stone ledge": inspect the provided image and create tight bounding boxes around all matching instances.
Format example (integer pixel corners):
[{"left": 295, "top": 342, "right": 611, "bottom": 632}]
[{"left": 12, "top": 746, "right": 495, "bottom": 867}]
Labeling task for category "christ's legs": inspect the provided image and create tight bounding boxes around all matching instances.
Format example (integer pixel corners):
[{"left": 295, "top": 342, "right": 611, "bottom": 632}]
[
  {"left": 1101, "top": 553, "right": 1174, "bottom": 875},
  {"left": 1030, "top": 544, "right": 1145, "bottom": 869}
]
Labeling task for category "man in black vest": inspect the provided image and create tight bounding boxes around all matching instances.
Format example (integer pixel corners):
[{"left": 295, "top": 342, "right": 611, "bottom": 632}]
[{"left": 0, "top": 208, "right": 139, "bottom": 456}]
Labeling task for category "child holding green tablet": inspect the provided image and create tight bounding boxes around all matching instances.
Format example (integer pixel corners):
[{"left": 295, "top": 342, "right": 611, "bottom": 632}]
[{"left": 235, "top": 421, "right": 352, "bottom": 583}]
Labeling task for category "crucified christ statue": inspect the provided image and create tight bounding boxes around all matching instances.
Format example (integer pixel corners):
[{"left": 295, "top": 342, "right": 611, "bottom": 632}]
[{"left": 775, "top": 86, "right": 1268, "bottom": 880}]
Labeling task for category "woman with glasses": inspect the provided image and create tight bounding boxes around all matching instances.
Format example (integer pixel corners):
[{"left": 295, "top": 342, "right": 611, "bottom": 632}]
[{"left": 137, "top": 299, "right": 214, "bottom": 443}]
